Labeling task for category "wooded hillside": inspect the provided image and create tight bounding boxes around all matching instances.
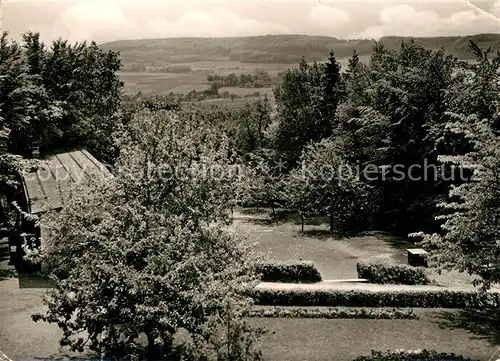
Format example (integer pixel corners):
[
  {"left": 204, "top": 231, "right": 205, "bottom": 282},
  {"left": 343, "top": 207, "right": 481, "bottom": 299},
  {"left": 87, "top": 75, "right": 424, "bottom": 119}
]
[{"left": 100, "top": 33, "right": 500, "bottom": 66}]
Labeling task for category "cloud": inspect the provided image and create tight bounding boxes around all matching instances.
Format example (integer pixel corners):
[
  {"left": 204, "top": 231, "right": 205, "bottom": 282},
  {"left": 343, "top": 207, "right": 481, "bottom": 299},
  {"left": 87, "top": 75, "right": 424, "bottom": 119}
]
[
  {"left": 4, "top": 0, "right": 499, "bottom": 44},
  {"left": 44, "top": 1, "right": 289, "bottom": 42},
  {"left": 309, "top": 5, "right": 351, "bottom": 30},
  {"left": 50, "top": 1, "right": 131, "bottom": 42},
  {"left": 492, "top": 0, "right": 500, "bottom": 17},
  {"left": 147, "top": 9, "right": 289, "bottom": 38},
  {"left": 352, "top": 4, "right": 499, "bottom": 39}
]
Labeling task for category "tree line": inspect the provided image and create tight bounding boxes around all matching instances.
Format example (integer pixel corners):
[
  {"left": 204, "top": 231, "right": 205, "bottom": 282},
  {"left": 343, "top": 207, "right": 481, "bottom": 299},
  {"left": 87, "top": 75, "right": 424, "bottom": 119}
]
[{"left": 207, "top": 70, "right": 274, "bottom": 88}]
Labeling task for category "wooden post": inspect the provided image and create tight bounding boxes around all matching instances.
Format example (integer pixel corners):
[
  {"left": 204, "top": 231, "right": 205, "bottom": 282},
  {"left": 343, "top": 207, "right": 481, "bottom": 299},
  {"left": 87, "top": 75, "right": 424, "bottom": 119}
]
[
  {"left": 330, "top": 212, "right": 334, "bottom": 233},
  {"left": 301, "top": 212, "right": 304, "bottom": 232}
]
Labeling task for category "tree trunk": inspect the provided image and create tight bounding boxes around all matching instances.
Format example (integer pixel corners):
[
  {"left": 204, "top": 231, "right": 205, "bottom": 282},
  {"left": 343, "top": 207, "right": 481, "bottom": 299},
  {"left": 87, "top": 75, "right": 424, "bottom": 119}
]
[
  {"left": 330, "top": 212, "right": 334, "bottom": 233},
  {"left": 301, "top": 213, "right": 304, "bottom": 232},
  {"left": 146, "top": 333, "right": 163, "bottom": 360}
]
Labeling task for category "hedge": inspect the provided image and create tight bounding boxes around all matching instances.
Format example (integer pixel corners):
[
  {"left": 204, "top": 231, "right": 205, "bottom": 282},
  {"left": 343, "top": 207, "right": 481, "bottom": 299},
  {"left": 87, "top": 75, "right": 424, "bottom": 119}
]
[
  {"left": 357, "top": 262, "right": 431, "bottom": 285},
  {"left": 256, "top": 260, "right": 322, "bottom": 283},
  {"left": 353, "top": 350, "right": 479, "bottom": 361},
  {"left": 247, "top": 307, "right": 417, "bottom": 319},
  {"left": 251, "top": 289, "right": 500, "bottom": 308}
]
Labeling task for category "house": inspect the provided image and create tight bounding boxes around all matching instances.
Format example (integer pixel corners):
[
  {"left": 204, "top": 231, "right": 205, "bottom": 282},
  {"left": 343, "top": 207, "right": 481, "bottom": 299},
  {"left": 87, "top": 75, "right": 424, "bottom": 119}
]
[{"left": 10, "top": 149, "right": 113, "bottom": 269}]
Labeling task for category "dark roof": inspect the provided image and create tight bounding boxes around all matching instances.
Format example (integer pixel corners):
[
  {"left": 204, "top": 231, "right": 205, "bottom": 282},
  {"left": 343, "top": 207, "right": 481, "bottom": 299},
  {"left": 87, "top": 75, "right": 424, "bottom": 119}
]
[{"left": 22, "top": 150, "right": 113, "bottom": 214}]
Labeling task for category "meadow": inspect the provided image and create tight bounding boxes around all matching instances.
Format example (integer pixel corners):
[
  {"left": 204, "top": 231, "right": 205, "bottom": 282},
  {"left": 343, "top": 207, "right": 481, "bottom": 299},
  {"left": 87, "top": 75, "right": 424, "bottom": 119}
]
[{"left": 119, "top": 57, "right": 370, "bottom": 96}]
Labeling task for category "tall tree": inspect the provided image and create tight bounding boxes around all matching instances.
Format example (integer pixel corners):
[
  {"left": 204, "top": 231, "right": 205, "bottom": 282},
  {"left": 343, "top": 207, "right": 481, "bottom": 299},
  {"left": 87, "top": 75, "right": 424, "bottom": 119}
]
[
  {"left": 273, "top": 55, "right": 344, "bottom": 168},
  {"left": 446, "top": 41, "right": 500, "bottom": 129},
  {"left": 36, "top": 36, "right": 123, "bottom": 161},
  {"left": 234, "top": 96, "right": 272, "bottom": 158},
  {"left": 339, "top": 40, "right": 456, "bottom": 235},
  {"left": 284, "top": 136, "right": 369, "bottom": 233},
  {"left": 419, "top": 113, "right": 500, "bottom": 291},
  {"left": 25, "top": 109, "right": 264, "bottom": 360}
]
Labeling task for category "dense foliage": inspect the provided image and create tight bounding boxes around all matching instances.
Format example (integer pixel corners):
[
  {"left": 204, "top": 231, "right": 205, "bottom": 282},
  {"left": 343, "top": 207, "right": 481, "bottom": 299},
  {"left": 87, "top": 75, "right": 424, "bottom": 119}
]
[
  {"left": 1, "top": 31, "right": 123, "bottom": 162},
  {"left": 247, "top": 307, "right": 417, "bottom": 319},
  {"left": 207, "top": 71, "right": 274, "bottom": 88},
  {"left": 256, "top": 260, "right": 322, "bottom": 283},
  {"left": 25, "top": 110, "right": 265, "bottom": 360},
  {"left": 284, "top": 137, "right": 369, "bottom": 233},
  {"left": 252, "top": 288, "right": 500, "bottom": 308},
  {"left": 356, "top": 262, "right": 431, "bottom": 285},
  {"left": 353, "top": 350, "right": 479, "bottom": 361}
]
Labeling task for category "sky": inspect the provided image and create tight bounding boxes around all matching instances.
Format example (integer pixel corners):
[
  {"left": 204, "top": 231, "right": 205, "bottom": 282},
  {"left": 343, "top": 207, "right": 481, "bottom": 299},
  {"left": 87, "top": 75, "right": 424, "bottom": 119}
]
[{"left": 2, "top": 0, "right": 499, "bottom": 44}]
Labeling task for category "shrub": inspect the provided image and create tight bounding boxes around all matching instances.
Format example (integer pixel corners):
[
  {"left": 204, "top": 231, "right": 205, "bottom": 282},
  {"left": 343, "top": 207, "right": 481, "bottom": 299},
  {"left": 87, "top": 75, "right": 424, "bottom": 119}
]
[
  {"left": 354, "top": 350, "right": 479, "bottom": 361},
  {"left": 251, "top": 288, "right": 500, "bottom": 308},
  {"left": 357, "top": 262, "right": 431, "bottom": 285},
  {"left": 256, "top": 260, "right": 322, "bottom": 283},
  {"left": 247, "top": 307, "right": 417, "bottom": 319}
]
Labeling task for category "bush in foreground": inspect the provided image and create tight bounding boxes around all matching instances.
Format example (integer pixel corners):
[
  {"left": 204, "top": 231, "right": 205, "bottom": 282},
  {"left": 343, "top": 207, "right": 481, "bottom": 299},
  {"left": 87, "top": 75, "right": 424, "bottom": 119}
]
[
  {"left": 252, "top": 288, "right": 500, "bottom": 308},
  {"left": 247, "top": 307, "right": 417, "bottom": 319},
  {"left": 354, "top": 350, "right": 479, "bottom": 361},
  {"left": 256, "top": 260, "right": 322, "bottom": 283},
  {"left": 26, "top": 111, "right": 265, "bottom": 361},
  {"left": 357, "top": 262, "right": 431, "bottom": 285}
]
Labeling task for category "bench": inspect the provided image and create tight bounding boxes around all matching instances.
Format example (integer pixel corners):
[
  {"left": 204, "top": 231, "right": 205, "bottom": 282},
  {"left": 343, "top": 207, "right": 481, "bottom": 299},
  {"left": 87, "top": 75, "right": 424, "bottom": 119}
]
[{"left": 407, "top": 248, "right": 428, "bottom": 267}]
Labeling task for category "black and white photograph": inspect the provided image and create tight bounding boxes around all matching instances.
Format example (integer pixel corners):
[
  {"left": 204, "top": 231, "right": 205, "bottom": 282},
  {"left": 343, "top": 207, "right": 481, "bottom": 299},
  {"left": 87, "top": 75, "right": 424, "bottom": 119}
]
[{"left": 0, "top": 0, "right": 499, "bottom": 360}]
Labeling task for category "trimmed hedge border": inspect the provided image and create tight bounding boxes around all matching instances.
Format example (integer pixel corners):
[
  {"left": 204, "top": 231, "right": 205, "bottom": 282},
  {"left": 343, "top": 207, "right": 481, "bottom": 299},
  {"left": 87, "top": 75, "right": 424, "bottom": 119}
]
[
  {"left": 357, "top": 262, "right": 431, "bottom": 285},
  {"left": 256, "top": 260, "right": 322, "bottom": 283},
  {"left": 353, "top": 350, "right": 479, "bottom": 361},
  {"left": 252, "top": 289, "right": 500, "bottom": 308},
  {"left": 247, "top": 307, "right": 417, "bottom": 319}
]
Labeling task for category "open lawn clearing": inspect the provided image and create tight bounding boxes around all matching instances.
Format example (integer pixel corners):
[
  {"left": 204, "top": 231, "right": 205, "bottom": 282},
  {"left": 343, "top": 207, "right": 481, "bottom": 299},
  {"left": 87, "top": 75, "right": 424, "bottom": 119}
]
[
  {"left": 232, "top": 214, "right": 408, "bottom": 280},
  {"left": 251, "top": 312, "right": 499, "bottom": 361},
  {"left": 174, "top": 61, "right": 295, "bottom": 76},
  {"left": 231, "top": 209, "right": 480, "bottom": 288}
]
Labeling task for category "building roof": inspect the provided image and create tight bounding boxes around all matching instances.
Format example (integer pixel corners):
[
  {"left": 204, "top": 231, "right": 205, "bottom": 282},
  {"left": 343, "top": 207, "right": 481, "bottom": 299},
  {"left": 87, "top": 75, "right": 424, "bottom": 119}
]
[{"left": 22, "top": 150, "right": 113, "bottom": 214}]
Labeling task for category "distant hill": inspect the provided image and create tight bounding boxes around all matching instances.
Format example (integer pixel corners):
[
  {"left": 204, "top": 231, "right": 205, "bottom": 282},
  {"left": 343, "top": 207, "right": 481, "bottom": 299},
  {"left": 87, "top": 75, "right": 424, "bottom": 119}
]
[{"left": 99, "top": 34, "right": 500, "bottom": 68}]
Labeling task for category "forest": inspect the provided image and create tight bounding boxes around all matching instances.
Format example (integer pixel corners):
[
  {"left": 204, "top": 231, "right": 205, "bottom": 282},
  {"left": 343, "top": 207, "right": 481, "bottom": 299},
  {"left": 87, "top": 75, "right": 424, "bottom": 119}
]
[{"left": 100, "top": 33, "right": 500, "bottom": 66}]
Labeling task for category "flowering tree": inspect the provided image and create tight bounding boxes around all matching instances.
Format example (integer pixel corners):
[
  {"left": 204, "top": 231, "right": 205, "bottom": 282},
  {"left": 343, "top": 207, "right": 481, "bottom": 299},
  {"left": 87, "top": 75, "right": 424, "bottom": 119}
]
[
  {"left": 418, "top": 113, "right": 500, "bottom": 291},
  {"left": 284, "top": 137, "right": 369, "bottom": 233},
  {"left": 25, "top": 109, "right": 265, "bottom": 360},
  {"left": 236, "top": 149, "right": 285, "bottom": 216}
]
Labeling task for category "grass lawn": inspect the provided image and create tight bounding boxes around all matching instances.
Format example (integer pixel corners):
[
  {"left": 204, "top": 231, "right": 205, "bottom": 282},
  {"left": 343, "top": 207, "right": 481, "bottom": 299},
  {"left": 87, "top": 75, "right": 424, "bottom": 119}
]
[
  {"left": 251, "top": 311, "right": 499, "bottom": 361},
  {"left": 232, "top": 210, "right": 410, "bottom": 280},
  {"left": 231, "top": 209, "right": 478, "bottom": 286}
]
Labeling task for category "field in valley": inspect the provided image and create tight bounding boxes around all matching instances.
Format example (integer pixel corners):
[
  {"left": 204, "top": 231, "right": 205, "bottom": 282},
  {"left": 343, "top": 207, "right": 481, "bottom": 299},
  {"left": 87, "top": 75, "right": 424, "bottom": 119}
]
[{"left": 119, "top": 57, "right": 370, "bottom": 97}]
